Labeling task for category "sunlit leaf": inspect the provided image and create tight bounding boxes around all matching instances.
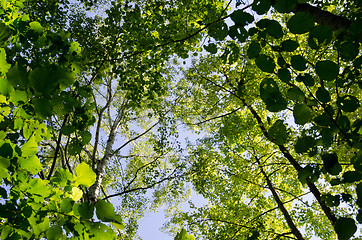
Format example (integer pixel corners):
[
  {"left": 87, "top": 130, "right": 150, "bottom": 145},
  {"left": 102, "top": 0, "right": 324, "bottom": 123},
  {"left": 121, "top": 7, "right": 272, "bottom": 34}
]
[
  {"left": 70, "top": 187, "right": 83, "bottom": 201},
  {"left": 75, "top": 162, "right": 96, "bottom": 187}
]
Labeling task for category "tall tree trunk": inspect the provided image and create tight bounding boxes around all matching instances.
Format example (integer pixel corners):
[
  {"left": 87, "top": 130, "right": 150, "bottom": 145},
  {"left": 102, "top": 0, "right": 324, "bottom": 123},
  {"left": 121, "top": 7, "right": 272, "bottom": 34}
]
[
  {"left": 255, "top": 156, "right": 305, "bottom": 240},
  {"left": 293, "top": 3, "right": 351, "bottom": 30}
]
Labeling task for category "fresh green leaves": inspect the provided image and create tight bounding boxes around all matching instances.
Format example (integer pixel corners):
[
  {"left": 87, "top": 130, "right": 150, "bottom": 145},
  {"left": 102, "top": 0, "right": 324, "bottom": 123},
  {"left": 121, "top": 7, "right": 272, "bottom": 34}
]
[
  {"left": 174, "top": 228, "right": 195, "bottom": 240},
  {"left": 75, "top": 162, "right": 96, "bottom": 187}
]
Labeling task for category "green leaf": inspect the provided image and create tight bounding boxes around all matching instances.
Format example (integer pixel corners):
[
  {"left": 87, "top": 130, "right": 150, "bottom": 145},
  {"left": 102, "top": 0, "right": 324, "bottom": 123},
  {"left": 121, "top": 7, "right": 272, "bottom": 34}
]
[
  {"left": 322, "top": 153, "right": 342, "bottom": 176},
  {"left": 252, "top": 0, "right": 271, "bottom": 15},
  {"left": 7, "top": 65, "right": 29, "bottom": 90},
  {"left": 293, "top": 103, "right": 311, "bottom": 125},
  {"left": 208, "top": 22, "right": 228, "bottom": 41},
  {"left": 315, "top": 60, "right": 339, "bottom": 81},
  {"left": 268, "top": 120, "right": 288, "bottom": 145},
  {"left": 337, "top": 115, "right": 350, "bottom": 132},
  {"left": 21, "top": 136, "right": 38, "bottom": 157},
  {"left": 343, "top": 171, "right": 362, "bottom": 183},
  {"left": 0, "top": 77, "right": 14, "bottom": 97},
  {"left": 335, "top": 217, "right": 357, "bottom": 240},
  {"left": 322, "top": 194, "right": 340, "bottom": 207},
  {"left": 61, "top": 125, "right": 75, "bottom": 135},
  {"left": 339, "top": 42, "right": 359, "bottom": 61},
  {"left": 29, "top": 21, "right": 44, "bottom": 33},
  {"left": 80, "top": 131, "right": 92, "bottom": 145},
  {"left": 295, "top": 136, "right": 316, "bottom": 153},
  {"left": 68, "top": 139, "right": 83, "bottom": 156},
  {"left": 281, "top": 40, "right": 299, "bottom": 52},
  {"left": 299, "top": 74, "right": 314, "bottom": 86},
  {"left": 75, "top": 162, "right": 96, "bottom": 187},
  {"left": 95, "top": 199, "right": 116, "bottom": 222},
  {"left": 70, "top": 187, "right": 83, "bottom": 201},
  {"left": 273, "top": 0, "right": 297, "bottom": 13},
  {"left": 337, "top": 95, "right": 359, "bottom": 112},
  {"left": 78, "top": 202, "right": 94, "bottom": 219},
  {"left": 230, "top": 10, "right": 254, "bottom": 26},
  {"left": 255, "top": 54, "right": 275, "bottom": 73},
  {"left": 175, "top": 228, "right": 195, "bottom": 240},
  {"left": 18, "top": 155, "right": 42, "bottom": 174},
  {"left": 352, "top": 151, "right": 362, "bottom": 172},
  {"left": 9, "top": 90, "right": 28, "bottom": 104},
  {"left": 0, "top": 143, "right": 13, "bottom": 159},
  {"left": 0, "top": 48, "right": 11, "bottom": 74},
  {"left": 316, "top": 87, "right": 330, "bottom": 103},
  {"left": 308, "top": 25, "right": 332, "bottom": 49},
  {"left": 266, "top": 20, "right": 284, "bottom": 38},
  {"left": 260, "top": 78, "right": 288, "bottom": 112},
  {"left": 60, "top": 198, "right": 73, "bottom": 213},
  {"left": 33, "top": 98, "right": 53, "bottom": 119},
  {"left": 247, "top": 41, "right": 261, "bottom": 58},
  {"left": 314, "top": 113, "right": 330, "bottom": 126},
  {"left": 287, "top": 12, "right": 315, "bottom": 34},
  {"left": 277, "top": 68, "right": 291, "bottom": 83},
  {"left": 46, "top": 225, "right": 62, "bottom": 240},
  {"left": 287, "top": 87, "right": 305, "bottom": 102},
  {"left": 29, "top": 68, "right": 59, "bottom": 95},
  {"left": 291, "top": 55, "right": 307, "bottom": 71},
  {"left": 0, "top": 23, "right": 12, "bottom": 47},
  {"left": 204, "top": 43, "right": 217, "bottom": 54}
]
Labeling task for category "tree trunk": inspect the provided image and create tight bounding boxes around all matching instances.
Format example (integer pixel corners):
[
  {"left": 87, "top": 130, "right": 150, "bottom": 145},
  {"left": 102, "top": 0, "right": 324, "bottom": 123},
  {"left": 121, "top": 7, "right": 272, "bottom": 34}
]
[{"left": 293, "top": 3, "right": 351, "bottom": 30}]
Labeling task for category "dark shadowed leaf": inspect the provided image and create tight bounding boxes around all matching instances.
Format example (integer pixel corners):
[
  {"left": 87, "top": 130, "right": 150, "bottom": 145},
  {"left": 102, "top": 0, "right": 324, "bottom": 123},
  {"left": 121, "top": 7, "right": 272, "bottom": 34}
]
[
  {"left": 274, "top": 0, "right": 297, "bottom": 13},
  {"left": 295, "top": 136, "right": 316, "bottom": 153},
  {"left": 316, "top": 87, "right": 331, "bottom": 103},
  {"left": 281, "top": 39, "right": 299, "bottom": 52},
  {"left": 255, "top": 54, "right": 275, "bottom": 73},
  {"left": 277, "top": 68, "right": 291, "bottom": 83},
  {"left": 293, "top": 103, "right": 311, "bottom": 125},
  {"left": 337, "top": 95, "right": 359, "bottom": 112},
  {"left": 287, "top": 87, "right": 305, "bottom": 102},
  {"left": 335, "top": 217, "right": 357, "bottom": 240},
  {"left": 247, "top": 41, "right": 261, "bottom": 58},
  {"left": 322, "top": 153, "right": 342, "bottom": 175},
  {"left": 230, "top": 10, "right": 254, "bottom": 26},
  {"left": 268, "top": 120, "right": 289, "bottom": 145},
  {"left": 315, "top": 60, "right": 339, "bottom": 81},
  {"left": 287, "top": 12, "right": 315, "bottom": 34},
  {"left": 291, "top": 55, "right": 307, "bottom": 71},
  {"left": 252, "top": 0, "right": 271, "bottom": 15}
]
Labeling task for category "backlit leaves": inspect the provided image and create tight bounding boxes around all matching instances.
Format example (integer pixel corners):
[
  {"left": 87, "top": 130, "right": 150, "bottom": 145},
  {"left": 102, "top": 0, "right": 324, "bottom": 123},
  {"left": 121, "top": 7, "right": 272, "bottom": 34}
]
[{"left": 75, "top": 162, "right": 96, "bottom": 187}]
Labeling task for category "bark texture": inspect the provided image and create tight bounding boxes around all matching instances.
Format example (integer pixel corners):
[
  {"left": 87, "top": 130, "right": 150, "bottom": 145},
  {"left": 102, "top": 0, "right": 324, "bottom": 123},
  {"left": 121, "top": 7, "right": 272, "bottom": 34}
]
[{"left": 293, "top": 3, "right": 351, "bottom": 30}]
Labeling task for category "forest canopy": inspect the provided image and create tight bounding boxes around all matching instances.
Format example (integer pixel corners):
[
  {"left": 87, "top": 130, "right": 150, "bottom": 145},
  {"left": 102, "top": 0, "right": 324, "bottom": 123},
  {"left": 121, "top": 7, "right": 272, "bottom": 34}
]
[{"left": 0, "top": 0, "right": 361, "bottom": 239}]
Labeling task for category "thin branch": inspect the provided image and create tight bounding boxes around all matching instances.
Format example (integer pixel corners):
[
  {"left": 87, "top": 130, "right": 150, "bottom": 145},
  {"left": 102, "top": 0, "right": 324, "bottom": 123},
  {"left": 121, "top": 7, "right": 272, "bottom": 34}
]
[
  {"left": 110, "top": 121, "right": 159, "bottom": 158},
  {"left": 47, "top": 114, "right": 69, "bottom": 180},
  {"left": 102, "top": 166, "right": 180, "bottom": 200}
]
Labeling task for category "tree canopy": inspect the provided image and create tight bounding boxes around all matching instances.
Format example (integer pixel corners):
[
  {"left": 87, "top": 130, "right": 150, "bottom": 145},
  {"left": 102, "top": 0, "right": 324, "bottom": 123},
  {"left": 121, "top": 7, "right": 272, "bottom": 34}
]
[{"left": 0, "top": 0, "right": 361, "bottom": 239}]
